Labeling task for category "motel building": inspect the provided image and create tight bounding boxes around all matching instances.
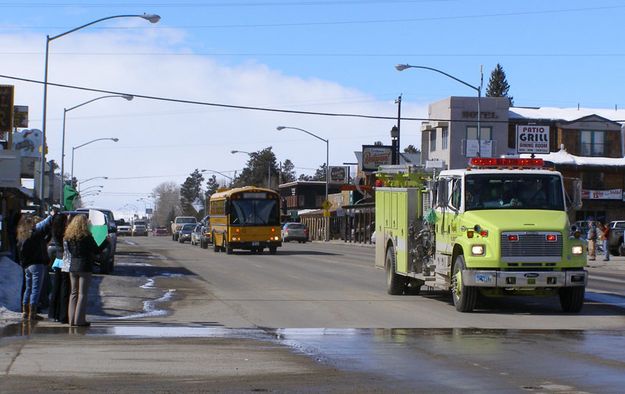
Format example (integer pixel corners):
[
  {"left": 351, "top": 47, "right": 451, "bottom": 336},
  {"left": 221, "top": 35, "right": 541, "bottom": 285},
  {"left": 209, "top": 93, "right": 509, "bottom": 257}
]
[{"left": 421, "top": 96, "right": 625, "bottom": 223}]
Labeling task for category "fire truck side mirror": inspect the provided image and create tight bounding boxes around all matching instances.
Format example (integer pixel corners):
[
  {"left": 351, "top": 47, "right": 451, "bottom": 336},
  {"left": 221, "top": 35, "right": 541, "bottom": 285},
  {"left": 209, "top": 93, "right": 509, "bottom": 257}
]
[{"left": 436, "top": 179, "right": 448, "bottom": 207}]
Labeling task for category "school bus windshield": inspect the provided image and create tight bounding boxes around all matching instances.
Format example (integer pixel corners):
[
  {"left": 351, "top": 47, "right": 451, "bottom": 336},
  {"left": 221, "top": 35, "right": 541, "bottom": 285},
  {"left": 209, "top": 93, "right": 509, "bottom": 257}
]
[
  {"left": 230, "top": 199, "right": 280, "bottom": 225},
  {"left": 465, "top": 174, "right": 564, "bottom": 211}
]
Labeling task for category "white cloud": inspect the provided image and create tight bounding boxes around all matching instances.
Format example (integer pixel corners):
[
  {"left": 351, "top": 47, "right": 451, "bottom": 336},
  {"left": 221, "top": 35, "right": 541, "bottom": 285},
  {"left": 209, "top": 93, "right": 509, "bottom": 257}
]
[{"left": 1, "top": 27, "right": 426, "bottom": 214}]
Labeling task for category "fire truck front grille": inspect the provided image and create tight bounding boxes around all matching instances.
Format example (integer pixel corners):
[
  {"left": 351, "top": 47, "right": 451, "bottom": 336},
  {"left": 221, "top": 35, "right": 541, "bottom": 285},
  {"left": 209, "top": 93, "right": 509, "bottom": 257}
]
[{"left": 500, "top": 232, "right": 562, "bottom": 262}]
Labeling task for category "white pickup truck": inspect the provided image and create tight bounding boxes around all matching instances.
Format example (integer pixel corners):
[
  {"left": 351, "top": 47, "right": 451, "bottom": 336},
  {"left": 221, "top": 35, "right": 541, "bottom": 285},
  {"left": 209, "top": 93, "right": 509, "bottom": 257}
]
[{"left": 171, "top": 216, "right": 197, "bottom": 241}]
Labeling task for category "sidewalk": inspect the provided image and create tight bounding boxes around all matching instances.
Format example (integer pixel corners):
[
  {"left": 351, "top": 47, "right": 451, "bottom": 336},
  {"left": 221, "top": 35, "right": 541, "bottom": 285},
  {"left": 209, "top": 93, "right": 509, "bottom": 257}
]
[{"left": 586, "top": 254, "right": 625, "bottom": 271}]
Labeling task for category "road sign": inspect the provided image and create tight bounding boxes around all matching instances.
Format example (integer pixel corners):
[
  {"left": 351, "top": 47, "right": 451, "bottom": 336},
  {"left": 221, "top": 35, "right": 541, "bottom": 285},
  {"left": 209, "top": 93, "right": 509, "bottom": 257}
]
[{"left": 321, "top": 200, "right": 331, "bottom": 210}]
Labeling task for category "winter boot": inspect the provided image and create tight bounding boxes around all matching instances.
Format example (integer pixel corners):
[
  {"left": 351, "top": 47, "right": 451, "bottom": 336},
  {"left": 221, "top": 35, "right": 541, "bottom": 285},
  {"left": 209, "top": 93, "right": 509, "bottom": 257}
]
[
  {"left": 28, "top": 304, "right": 44, "bottom": 321},
  {"left": 22, "top": 303, "right": 28, "bottom": 319}
]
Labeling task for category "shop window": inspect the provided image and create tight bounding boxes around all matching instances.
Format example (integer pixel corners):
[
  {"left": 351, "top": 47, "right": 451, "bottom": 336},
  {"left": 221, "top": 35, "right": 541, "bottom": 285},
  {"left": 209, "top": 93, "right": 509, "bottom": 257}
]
[
  {"left": 580, "top": 130, "right": 605, "bottom": 156},
  {"left": 429, "top": 129, "right": 436, "bottom": 152},
  {"left": 466, "top": 126, "right": 492, "bottom": 141},
  {"left": 582, "top": 172, "right": 605, "bottom": 189},
  {"left": 442, "top": 128, "right": 449, "bottom": 150}
]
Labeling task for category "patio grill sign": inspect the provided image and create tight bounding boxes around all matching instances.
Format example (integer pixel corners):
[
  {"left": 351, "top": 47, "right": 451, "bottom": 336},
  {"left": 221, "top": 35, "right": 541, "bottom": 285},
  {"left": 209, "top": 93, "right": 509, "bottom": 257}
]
[{"left": 516, "top": 125, "right": 550, "bottom": 154}]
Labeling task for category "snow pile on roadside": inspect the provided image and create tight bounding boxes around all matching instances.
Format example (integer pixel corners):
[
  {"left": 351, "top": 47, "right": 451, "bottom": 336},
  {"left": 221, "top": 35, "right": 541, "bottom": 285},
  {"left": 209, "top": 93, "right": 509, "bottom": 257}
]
[{"left": 0, "top": 256, "right": 24, "bottom": 326}]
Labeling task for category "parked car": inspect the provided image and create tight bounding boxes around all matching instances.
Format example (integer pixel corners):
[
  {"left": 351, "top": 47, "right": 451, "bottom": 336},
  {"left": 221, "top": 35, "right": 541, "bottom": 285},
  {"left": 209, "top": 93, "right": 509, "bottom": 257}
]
[
  {"left": 608, "top": 220, "right": 625, "bottom": 256},
  {"left": 153, "top": 226, "right": 168, "bottom": 236},
  {"left": 177, "top": 223, "right": 196, "bottom": 243},
  {"left": 191, "top": 224, "right": 204, "bottom": 246},
  {"left": 200, "top": 221, "right": 212, "bottom": 249},
  {"left": 171, "top": 216, "right": 198, "bottom": 241},
  {"left": 281, "top": 222, "right": 309, "bottom": 243}
]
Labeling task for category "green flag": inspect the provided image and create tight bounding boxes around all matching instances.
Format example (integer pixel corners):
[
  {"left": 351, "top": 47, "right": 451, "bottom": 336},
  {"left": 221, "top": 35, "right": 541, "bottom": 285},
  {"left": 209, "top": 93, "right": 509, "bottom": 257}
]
[{"left": 63, "top": 185, "right": 78, "bottom": 210}]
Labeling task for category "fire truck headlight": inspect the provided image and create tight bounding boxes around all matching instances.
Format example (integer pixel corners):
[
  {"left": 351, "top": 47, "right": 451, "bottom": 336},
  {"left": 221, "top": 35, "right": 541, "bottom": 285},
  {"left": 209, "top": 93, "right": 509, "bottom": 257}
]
[
  {"left": 471, "top": 245, "right": 485, "bottom": 256},
  {"left": 572, "top": 245, "right": 584, "bottom": 255}
]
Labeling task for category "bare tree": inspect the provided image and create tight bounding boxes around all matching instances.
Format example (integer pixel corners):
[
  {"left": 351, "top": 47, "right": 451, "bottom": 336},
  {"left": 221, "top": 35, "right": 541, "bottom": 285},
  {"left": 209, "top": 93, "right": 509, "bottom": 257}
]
[{"left": 152, "top": 182, "right": 181, "bottom": 227}]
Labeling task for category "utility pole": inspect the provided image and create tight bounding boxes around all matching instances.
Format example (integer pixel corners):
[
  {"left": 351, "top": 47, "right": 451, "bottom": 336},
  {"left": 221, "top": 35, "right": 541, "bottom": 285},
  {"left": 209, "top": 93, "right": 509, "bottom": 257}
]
[{"left": 395, "top": 94, "right": 402, "bottom": 163}]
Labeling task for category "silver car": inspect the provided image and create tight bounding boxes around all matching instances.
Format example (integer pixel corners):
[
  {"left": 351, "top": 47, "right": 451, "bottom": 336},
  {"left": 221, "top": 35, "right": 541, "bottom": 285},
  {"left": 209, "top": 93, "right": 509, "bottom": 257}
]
[{"left": 281, "top": 222, "right": 308, "bottom": 243}]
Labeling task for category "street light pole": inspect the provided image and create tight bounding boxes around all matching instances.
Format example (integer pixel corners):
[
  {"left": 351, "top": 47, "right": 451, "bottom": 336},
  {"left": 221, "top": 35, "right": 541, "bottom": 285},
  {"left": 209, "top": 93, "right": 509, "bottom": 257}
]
[
  {"left": 396, "top": 63, "right": 484, "bottom": 157},
  {"left": 40, "top": 13, "right": 159, "bottom": 212},
  {"left": 277, "top": 126, "right": 330, "bottom": 242},
  {"left": 71, "top": 137, "right": 119, "bottom": 181},
  {"left": 61, "top": 94, "right": 132, "bottom": 207}
]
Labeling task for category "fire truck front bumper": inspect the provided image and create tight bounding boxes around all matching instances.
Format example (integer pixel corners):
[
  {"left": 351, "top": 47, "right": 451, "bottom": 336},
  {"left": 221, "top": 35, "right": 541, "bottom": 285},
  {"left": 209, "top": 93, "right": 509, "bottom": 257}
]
[{"left": 462, "top": 270, "right": 587, "bottom": 288}]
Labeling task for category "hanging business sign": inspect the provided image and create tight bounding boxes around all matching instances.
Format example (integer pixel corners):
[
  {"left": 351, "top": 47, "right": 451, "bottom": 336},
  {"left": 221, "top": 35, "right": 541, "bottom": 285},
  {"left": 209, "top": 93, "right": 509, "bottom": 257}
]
[
  {"left": 13, "top": 105, "right": 28, "bottom": 128},
  {"left": 329, "top": 166, "right": 348, "bottom": 183},
  {"left": 0, "top": 85, "right": 14, "bottom": 133},
  {"left": 516, "top": 125, "right": 550, "bottom": 154},
  {"left": 582, "top": 189, "right": 622, "bottom": 200},
  {"left": 362, "top": 145, "right": 393, "bottom": 172}
]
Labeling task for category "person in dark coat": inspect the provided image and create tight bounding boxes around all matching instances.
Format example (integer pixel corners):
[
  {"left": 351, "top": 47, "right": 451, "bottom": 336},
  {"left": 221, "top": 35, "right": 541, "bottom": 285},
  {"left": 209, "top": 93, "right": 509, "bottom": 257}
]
[
  {"left": 16, "top": 213, "right": 53, "bottom": 320},
  {"left": 64, "top": 214, "right": 108, "bottom": 327},
  {"left": 48, "top": 213, "right": 70, "bottom": 323}
]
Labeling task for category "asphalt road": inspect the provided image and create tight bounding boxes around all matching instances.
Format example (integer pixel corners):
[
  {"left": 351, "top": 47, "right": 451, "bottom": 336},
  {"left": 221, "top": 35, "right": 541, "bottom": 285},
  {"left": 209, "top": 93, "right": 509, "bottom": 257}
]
[
  {"left": 2, "top": 236, "right": 625, "bottom": 392},
  {"left": 122, "top": 235, "right": 625, "bottom": 330}
]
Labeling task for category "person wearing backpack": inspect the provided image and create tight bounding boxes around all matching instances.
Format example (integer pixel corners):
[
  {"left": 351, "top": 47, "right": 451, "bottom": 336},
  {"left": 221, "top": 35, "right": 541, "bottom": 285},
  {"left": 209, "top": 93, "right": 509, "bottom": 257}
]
[{"left": 16, "top": 212, "right": 54, "bottom": 320}]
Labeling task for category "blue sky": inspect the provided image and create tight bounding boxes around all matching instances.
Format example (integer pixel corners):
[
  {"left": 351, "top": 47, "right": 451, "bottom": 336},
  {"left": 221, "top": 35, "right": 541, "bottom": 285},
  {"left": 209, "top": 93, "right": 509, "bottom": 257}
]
[{"left": 1, "top": 0, "right": 624, "bottom": 216}]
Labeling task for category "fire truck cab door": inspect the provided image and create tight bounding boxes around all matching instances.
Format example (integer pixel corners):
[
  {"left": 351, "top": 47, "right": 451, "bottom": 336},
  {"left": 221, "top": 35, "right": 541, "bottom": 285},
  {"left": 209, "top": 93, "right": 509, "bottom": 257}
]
[{"left": 436, "top": 176, "right": 462, "bottom": 255}]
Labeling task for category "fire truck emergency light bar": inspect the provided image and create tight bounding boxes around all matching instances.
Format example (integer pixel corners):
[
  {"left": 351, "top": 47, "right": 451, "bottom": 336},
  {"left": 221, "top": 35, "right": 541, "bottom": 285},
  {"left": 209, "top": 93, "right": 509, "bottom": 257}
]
[{"left": 469, "top": 157, "right": 544, "bottom": 168}]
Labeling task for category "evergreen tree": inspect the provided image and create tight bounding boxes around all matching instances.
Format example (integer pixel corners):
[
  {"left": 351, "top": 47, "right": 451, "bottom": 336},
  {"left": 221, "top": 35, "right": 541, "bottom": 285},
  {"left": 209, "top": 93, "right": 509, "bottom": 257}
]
[
  {"left": 298, "top": 173, "right": 312, "bottom": 181},
  {"left": 180, "top": 169, "right": 204, "bottom": 216},
  {"left": 403, "top": 144, "right": 419, "bottom": 154},
  {"left": 281, "top": 159, "right": 296, "bottom": 183},
  {"left": 205, "top": 175, "right": 220, "bottom": 198},
  {"left": 232, "top": 147, "right": 279, "bottom": 188},
  {"left": 312, "top": 163, "right": 327, "bottom": 181},
  {"left": 486, "top": 63, "right": 514, "bottom": 105}
]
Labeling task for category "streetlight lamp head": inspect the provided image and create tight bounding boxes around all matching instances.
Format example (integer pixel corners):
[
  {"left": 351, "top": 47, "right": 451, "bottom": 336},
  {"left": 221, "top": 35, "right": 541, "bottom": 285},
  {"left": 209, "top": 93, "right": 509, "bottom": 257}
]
[
  {"left": 122, "top": 95, "right": 134, "bottom": 101},
  {"left": 230, "top": 150, "right": 238, "bottom": 154},
  {"left": 112, "top": 138, "right": 119, "bottom": 142},
  {"left": 276, "top": 126, "right": 286, "bottom": 131},
  {"left": 395, "top": 64, "right": 410, "bottom": 71},
  {"left": 142, "top": 13, "right": 161, "bottom": 23}
]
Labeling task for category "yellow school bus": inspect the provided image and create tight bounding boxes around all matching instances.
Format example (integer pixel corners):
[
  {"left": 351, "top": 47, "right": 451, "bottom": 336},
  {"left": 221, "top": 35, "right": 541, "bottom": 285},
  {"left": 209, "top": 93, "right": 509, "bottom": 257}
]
[{"left": 209, "top": 186, "right": 282, "bottom": 254}]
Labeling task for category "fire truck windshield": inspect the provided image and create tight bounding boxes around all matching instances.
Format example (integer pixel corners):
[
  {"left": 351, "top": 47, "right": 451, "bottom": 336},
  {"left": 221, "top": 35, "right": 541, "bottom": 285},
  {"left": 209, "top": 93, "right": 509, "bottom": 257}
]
[{"left": 465, "top": 174, "right": 564, "bottom": 211}]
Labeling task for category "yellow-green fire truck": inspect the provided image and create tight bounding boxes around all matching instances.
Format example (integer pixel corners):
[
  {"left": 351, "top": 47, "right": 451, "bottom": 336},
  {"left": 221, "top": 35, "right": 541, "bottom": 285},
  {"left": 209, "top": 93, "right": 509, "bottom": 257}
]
[{"left": 374, "top": 158, "right": 587, "bottom": 313}]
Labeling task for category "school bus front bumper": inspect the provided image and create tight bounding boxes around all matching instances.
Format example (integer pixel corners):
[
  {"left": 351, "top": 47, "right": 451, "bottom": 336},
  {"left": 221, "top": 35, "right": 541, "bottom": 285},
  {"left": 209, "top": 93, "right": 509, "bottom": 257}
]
[{"left": 461, "top": 270, "right": 587, "bottom": 288}]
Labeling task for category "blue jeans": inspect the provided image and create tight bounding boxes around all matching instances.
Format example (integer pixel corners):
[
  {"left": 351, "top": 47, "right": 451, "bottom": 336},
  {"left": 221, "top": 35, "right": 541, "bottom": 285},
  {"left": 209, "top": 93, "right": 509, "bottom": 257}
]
[
  {"left": 603, "top": 239, "right": 610, "bottom": 260},
  {"left": 23, "top": 264, "right": 46, "bottom": 305}
]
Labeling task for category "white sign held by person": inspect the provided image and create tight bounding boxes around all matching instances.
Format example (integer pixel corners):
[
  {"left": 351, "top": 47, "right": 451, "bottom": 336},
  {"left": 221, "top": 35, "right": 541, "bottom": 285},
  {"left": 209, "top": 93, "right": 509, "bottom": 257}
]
[{"left": 516, "top": 125, "right": 550, "bottom": 154}]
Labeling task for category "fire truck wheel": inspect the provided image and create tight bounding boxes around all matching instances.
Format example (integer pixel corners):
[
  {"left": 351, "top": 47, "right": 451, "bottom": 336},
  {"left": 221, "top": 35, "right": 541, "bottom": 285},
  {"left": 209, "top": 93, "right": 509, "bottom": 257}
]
[
  {"left": 559, "top": 287, "right": 585, "bottom": 313},
  {"left": 452, "top": 255, "right": 477, "bottom": 312},
  {"left": 385, "top": 245, "right": 406, "bottom": 295}
]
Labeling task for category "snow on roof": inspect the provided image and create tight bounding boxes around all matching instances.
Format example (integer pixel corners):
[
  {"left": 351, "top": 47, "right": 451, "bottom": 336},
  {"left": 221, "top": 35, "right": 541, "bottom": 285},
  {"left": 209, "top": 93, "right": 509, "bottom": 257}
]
[
  {"left": 521, "top": 149, "right": 625, "bottom": 167},
  {"left": 510, "top": 107, "right": 625, "bottom": 123}
]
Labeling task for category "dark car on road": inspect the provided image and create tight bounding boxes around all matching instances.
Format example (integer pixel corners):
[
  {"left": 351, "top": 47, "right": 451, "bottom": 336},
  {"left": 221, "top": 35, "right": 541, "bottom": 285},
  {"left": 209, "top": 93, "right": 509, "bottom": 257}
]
[
  {"left": 177, "top": 223, "right": 196, "bottom": 243},
  {"left": 281, "top": 222, "right": 309, "bottom": 243}
]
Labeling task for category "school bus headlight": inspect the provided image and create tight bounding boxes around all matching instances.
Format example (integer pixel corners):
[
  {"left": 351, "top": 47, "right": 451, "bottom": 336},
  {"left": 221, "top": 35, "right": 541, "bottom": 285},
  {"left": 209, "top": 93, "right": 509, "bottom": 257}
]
[
  {"left": 471, "top": 245, "right": 485, "bottom": 256},
  {"left": 572, "top": 245, "right": 584, "bottom": 255}
]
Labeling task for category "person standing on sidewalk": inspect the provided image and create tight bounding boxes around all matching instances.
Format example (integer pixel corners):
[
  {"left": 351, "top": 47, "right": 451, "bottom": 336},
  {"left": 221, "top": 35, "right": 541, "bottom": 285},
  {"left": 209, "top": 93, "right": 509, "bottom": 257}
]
[
  {"left": 64, "top": 215, "right": 108, "bottom": 327},
  {"left": 16, "top": 213, "right": 54, "bottom": 320},
  {"left": 48, "top": 213, "right": 70, "bottom": 323},
  {"left": 587, "top": 220, "right": 598, "bottom": 261},
  {"left": 600, "top": 221, "right": 610, "bottom": 261}
]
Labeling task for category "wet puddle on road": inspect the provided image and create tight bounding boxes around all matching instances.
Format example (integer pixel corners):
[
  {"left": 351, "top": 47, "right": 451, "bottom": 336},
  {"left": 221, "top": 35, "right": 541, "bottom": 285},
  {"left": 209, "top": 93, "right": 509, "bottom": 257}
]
[{"left": 2, "top": 323, "right": 625, "bottom": 390}]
